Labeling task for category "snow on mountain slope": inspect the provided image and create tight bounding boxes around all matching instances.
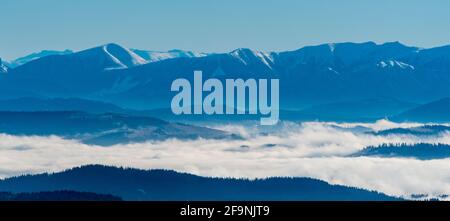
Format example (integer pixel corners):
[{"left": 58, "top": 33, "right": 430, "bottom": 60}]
[
  {"left": 230, "top": 48, "right": 276, "bottom": 69},
  {"left": 377, "top": 60, "right": 415, "bottom": 70},
  {"left": 6, "top": 41, "right": 450, "bottom": 110},
  {"left": 0, "top": 58, "right": 8, "bottom": 73},
  {"left": 131, "top": 49, "right": 208, "bottom": 63},
  {"left": 77, "top": 43, "right": 147, "bottom": 70},
  {"left": 8, "top": 50, "right": 73, "bottom": 68}
]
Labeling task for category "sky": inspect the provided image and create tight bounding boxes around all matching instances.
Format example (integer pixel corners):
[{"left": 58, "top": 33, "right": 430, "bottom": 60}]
[{"left": 1, "top": 0, "right": 450, "bottom": 60}]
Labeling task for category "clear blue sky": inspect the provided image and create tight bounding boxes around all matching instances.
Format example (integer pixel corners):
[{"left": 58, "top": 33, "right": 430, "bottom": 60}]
[{"left": 1, "top": 0, "right": 450, "bottom": 60}]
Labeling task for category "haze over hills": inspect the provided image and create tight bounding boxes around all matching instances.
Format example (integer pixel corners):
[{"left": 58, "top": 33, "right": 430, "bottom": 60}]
[
  {"left": 297, "top": 97, "right": 418, "bottom": 121},
  {"left": 0, "top": 111, "right": 237, "bottom": 145},
  {"left": 0, "top": 97, "right": 127, "bottom": 113},
  {"left": 393, "top": 98, "right": 450, "bottom": 122},
  {"left": 2, "top": 41, "right": 450, "bottom": 116}
]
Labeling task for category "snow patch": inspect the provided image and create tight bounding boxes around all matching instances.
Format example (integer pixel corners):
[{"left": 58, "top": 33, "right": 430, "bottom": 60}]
[
  {"left": 377, "top": 60, "right": 415, "bottom": 70},
  {"left": 328, "top": 43, "right": 336, "bottom": 53},
  {"left": 132, "top": 49, "right": 209, "bottom": 63},
  {"left": 230, "top": 48, "right": 275, "bottom": 69},
  {"left": 327, "top": 67, "right": 340, "bottom": 75}
]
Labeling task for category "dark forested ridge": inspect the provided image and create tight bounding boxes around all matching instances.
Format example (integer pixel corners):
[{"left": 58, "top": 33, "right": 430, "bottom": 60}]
[
  {"left": 0, "top": 190, "right": 121, "bottom": 201},
  {"left": 0, "top": 165, "right": 399, "bottom": 201},
  {"left": 373, "top": 125, "right": 450, "bottom": 136},
  {"left": 352, "top": 143, "right": 450, "bottom": 160}
]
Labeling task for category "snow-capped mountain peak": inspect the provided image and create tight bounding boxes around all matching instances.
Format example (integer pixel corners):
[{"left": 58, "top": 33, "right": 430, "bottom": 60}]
[
  {"left": 8, "top": 49, "right": 73, "bottom": 68},
  {"left": 75, "top": 43, "right": 147, "bottom": 70},
  {"left": 100, "top": 43, "right": 147, "bottom": 69},
  {"left": 131, "top": 49, "right": 208, "bottom": 63}
]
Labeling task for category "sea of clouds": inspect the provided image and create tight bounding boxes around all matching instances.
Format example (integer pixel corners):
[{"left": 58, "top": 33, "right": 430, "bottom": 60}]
[{"left": 1, "top": 119, "right": 450, "bottom": 200}]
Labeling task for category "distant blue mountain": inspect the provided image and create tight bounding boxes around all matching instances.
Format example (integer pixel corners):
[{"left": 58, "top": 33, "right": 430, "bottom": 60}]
[
  {"left": 0, "top": 111, "right": 238, "bottom": 145},
  {"left": 351, "top": 143, "right": 450, "bottom": 160},
  {"left": 0, "top": 96, "right": 416, "bottom": 122},
  {"left": 297, "top": 97, "right": 418, "bottom": 121},
  {"left": 7, "top": 49, "right": 73, "bottom": 68},
  {"left": 6, "top": 47, "right": 206, "bottom": 69},
  {"left": 393, "top": 98, "right": 450, "bottom": 122},
  {"left": 0, "top": 165, "right": 398, "bottom": 201},
  {"left": 0, "top": 97, "right": 127, "bottom": 113},
  {"left": 3, "top": 42, "right": 450, "bottom": 114}
]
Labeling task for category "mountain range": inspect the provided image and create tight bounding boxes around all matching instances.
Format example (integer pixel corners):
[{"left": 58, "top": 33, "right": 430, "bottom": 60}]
[
  {"left": 3, "top": 47, "right": 207, "bottom": 69},
  {"left": 2, "top": 41, "right": 450, "bottom": 117},
  {"left": 0, "top": 165, "right": 398, "bottom": 201},
  {"left": 6, "top": 49, "right": 73, "bottom": 68}
]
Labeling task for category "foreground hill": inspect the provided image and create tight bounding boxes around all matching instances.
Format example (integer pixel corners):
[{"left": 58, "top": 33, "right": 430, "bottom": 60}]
[
  {"left": 0, "top": 165, "right": 398, "bottom": 201},
  {"left": 0, "top": 190, "right": 121, "bottom": 201}
]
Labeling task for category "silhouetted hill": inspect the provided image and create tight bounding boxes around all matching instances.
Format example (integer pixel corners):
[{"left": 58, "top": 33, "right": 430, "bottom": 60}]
[
  {"left": 0, "top": 165, "right": 399, "bottom": 201},
  {"left": 0, "top": 190, "right": 121, "bottom": 201},
  {"left": 374, "top": 125, "right": 450, "bottom": 136},
  {"left": 351, "top": 143, "right": 450, "bottom": 160}
]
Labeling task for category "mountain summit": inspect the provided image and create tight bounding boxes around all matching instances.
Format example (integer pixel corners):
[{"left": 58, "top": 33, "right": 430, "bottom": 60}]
[{"left": 76, "top": 43, "right": 147, "bottom": 70}]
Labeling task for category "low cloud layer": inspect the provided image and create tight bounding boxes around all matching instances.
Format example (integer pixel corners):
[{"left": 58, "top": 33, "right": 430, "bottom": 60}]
[{"left": 1, "top": 120, "right": 450, "bottom": 199}]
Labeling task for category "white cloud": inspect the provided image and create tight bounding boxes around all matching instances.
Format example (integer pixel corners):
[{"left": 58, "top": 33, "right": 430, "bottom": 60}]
[{"left": 0, "top": 120, "right": 450, "bottom": 200}]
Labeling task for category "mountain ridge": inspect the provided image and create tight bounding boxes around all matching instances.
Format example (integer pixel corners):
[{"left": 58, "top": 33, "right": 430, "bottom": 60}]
[
  {"left": 0, "top": 165, "right": 399, "bottom": 201},
  {"left": 3, "top": 41, "right": 450, "bottom": 111}
]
